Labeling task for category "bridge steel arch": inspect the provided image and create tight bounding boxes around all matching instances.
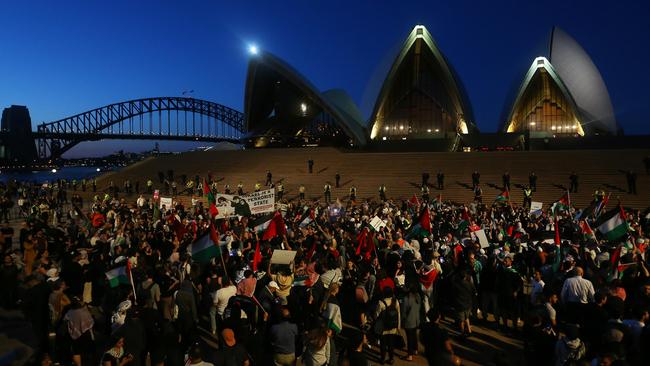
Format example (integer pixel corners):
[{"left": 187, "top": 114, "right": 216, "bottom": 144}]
[{"left": 34, "top": 97, "right": 245, "bottom": 159}]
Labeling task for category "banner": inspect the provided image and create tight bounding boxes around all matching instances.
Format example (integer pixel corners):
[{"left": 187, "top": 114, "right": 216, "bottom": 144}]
[
  {"left": 214, "top": 189, "right": 275, "bottom": 218},
  {"left": 530, "top": 201, "right": 543, "bottom": 216},
  {"left": 159, "top": 197, "right": 172, "bottom": 209}
]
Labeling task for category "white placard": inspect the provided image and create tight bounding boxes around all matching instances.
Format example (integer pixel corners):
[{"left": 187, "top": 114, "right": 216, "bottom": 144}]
[
  {"left": 159, "top": 197, "right": 172, "bottom": 209},
  {"left": 530, "top": 201, "right": 543, "bottom": 216},
  {"left": 473, "top": 229, "right": 490, "bottom": 248},
  {"left": 270, "top": 250, "right": 297, "bottom": 265},
  {"left": 369, "top": 216, "right": 386, "bottom": 232}
]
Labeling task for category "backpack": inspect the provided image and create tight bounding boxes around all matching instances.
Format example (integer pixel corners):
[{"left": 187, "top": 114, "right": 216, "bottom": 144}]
[{"left": 378, "top": 299, "right": 399, "bottom": 330}]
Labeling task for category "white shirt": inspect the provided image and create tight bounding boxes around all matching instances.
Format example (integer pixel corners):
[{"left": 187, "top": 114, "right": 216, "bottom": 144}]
[
  {"left": 561, "top": 276, "right": 595, "bottom": 304},
  {"left": 213, "top": 285, "right": 237, "bottom": 316},
  {"left": 530, "top": 279, "right": 545, "bottom": 304}
]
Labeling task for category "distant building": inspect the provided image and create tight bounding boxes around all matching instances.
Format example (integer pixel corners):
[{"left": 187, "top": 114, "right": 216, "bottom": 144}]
[
  {"left": 502, "top": 27, "right": 617, "bottom": 137},
  {"left": 1, "top": 105, "right": 38, "bottom": 164},
  {"left": 243, "top": 51, "right": 367, "bottom": 148},
  {"left": 369, "top": 25, "right": 477, "bottom": 142}
]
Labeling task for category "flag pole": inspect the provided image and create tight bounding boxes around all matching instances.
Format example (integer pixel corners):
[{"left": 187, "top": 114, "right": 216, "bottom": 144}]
[
  {"left": 567, "top": 190, "right": 574, "bottom": 220},
  {"left": 127, "top": 259, "right": 138, "bottom": 305}
]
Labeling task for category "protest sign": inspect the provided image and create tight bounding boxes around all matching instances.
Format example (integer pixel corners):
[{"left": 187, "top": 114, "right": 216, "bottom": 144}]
[
  {"left": 270, "top": 250, "right": 297, "bottom": 265},
  {"left": 530, "top": 201, "right": 543, "bottom": 216},
  {"left": 473, "top": 229, "right": 490, "bottom": 248},
  {"left": 159, "top": 197, "right": 172, "bottom": 209},
  {"left": 369, "top": 216, "right": 386, "bottom": 231}
]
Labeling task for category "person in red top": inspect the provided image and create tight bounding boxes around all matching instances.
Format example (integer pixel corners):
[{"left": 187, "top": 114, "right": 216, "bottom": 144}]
[{"left": 377, "top": 270, "right": 395, "bottom": 293}]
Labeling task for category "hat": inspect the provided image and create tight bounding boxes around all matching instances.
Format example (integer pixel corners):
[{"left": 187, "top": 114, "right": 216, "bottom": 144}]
[
  {"left": 268, "top": 281, "right": 280, "bottom": 290},
  {"left": 221, "top": 328, "right": 236, "bottom": 347}
]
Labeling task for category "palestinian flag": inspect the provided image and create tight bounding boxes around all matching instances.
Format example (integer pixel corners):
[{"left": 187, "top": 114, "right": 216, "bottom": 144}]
[
  {"left": 250, "top": 213, "right": 274, "bottom": 233},
  {"left": 323, "top": 302, "right": 342, "bottom": 334},
  {"left": 188, "top": 226, "right": 220, "bottom": 262},
  {"left": 167, "top": 214, "right": 187, "bottom": 240},
  {"left": 458, "top": 207, "right": 473, "bottom": 232},
  {"left": 293, "top": 274, "right": 316, "bottom": 287},
  {"left": 297, "top": 208, "right": 316, "bottom": 228},
  {"left": 105, "top": 266, "right": 130, "bottom": 288},
  {"left": 579, "top": 220, "right": 596, "bottom": 240},
  {"left": 262, "top": 211, "right": 287, "bottom": 241},
  {"left": 495, "top": 190, "right": 509, "bottom": 203},
  {"left": 596, "top": 205, "right": 628, "bottom": 241},
  {"left": 203, "top": 178, "right": 211, "bottom": 196},
  {"left": 595, "top": 193, "right": 610, "bottom": 219},
  {"left": 551, "top": 192, "right": 571, "bottom": 214},
  {"left": 408, "top": 206, "right": 432, "bottom": 239}
]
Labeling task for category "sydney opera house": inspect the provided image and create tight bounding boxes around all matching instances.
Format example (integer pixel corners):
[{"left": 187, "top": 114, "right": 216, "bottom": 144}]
[{"left": 243, "top": 25, "right": 620, "bottom": 151}]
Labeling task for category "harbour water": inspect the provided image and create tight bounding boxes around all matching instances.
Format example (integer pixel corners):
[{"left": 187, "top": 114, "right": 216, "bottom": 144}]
[{"left": 0, "top": 166, "right": 112, "bottom": 183}]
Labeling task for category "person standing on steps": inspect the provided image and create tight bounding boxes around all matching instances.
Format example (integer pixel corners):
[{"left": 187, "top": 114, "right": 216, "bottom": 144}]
[
  {"left": 335, "top": 173, "right": 341, "bottom": 188},
  {"left": 308, "top": 159, "right": 314, "bottom": 174},
  {"left": 422, "top": 172, "right": 430, "bottom": 187},
  {"left": 378, "top": 184, "right": 387, "bottom": 202},
  {"left": 523, "top": 185, "right": 532, "bottom": 209},
  {"left": 529, "top": 171, "right": 537, "bottom": 192},
  {"left": 421, "top": 184, "right": 430, "bottom": 203},
  {"left": 349, "top": 186, "right": 357, "bottom": 202},
  {"left": 277, "top": 183, "right": 284, "bottom": 201},
  {"left": 237, "top": 181, "right": 244, "bottom": 196},
  {"left": 569, "top": 172, "right": 578, "bottom": 193},
  {"left": 266, "top": 170, "right": 272, "bottom": 186},
  {"left": 299, "top": 185, "right": 306, "bottom": 200},
  {"left": 502, "top": 171, "right": 511, "bottom": 191},
  {"left": 472, "top": 171, "right": 480, "bottom": 190},
  {"left": 323, "top": 183, "right": 332, "bottom": 203},
  {"left": 437, "top": 171, "right": 444, "bottom": 190}
]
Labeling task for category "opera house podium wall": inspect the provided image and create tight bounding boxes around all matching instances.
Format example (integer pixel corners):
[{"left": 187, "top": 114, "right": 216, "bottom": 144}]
[{"left": 97, "top": 147, "right": 650, "bottom": 210}]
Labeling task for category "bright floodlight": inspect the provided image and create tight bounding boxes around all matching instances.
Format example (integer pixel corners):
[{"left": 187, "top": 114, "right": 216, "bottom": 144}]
[
  {"left": 248, "top": 44, "right": 258, "bottom": 55},
  {"left": 96, "top": 168, "right": 101, "bottom": 172},
  {"left": 51, "top": 168, "right": 57, "bottom": 173},
  {"left": 300, "top": 103, "right": 307, "bottom": 113}
]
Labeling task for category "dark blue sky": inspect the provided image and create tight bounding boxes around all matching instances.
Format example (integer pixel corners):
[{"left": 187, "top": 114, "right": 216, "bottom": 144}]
[{"left": 1, "top": 0, "right": 648, "bottom": 155}]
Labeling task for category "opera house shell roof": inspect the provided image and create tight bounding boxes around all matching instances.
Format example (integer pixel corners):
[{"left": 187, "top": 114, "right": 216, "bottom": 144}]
[
  {"left": 244, "top": 51, "right": 368, "bottom": 147},
  {"left": 503, "top": 27, "right": 617, "bottom": 136},
  {"left": 369, "top": 25, "right": 476, "bottom": 141}
]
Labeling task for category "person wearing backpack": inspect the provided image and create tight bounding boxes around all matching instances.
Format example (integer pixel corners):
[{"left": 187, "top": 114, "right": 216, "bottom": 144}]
[
  {"left": 374, "top": 287, "right": 401, "bottom": 364},
  {"left": 138, "top": 272, "right": 160, "bottom": 310}
]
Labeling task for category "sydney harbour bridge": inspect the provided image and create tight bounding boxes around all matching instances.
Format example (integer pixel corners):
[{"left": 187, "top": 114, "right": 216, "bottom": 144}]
[{"left": 0, "top": 97, "right": 246, "bottom": 163}]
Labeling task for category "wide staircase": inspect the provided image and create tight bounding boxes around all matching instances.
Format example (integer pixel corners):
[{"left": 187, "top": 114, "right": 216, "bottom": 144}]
[{"left": 97, "top": 147, "right": 650, "bottom": 209}]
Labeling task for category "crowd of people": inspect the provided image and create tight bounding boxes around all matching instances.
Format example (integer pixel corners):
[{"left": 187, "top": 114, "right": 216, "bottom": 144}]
[{"left": 1, "top": 171, "right": 650, "bottom": 366}]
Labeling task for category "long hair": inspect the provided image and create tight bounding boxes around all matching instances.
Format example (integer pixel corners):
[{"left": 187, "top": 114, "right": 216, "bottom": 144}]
[{"left": 319, "top": 283, "right": 339, "bottom": 313}]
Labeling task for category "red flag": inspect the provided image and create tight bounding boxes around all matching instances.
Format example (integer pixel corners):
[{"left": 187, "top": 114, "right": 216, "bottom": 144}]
[
  {"left": 408, "top": 194, "right": 419, "bottom": 207},
  {"left": 365, "top": 231, "right": 376, "bottom": 261},
  {"left": 262, "top": 211, "right": 286, "bottom": 241},
  {"left": 419, "top": 206, "right": 432, "bottom": 234},
  {"left": 203, "top": 178, "right": 210, "bottom": 196},
  {"left": 355, "top": 228, "right": 369, "bottom": 256},
  {"left": 209, "top": 202, "right": 219, "bottom": 217},
  {"left": 554, "top": 217, "right": 561, "bottom": 245},
  {"left": 252, "top": 241, "right": 262, "bottom": 271},
  {"left": 168, "top": 214, "right": 187, "bottom": 240}
]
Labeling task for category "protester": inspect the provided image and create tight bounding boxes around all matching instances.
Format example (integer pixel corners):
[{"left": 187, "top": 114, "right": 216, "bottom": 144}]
[{"left": 1, "top": 172, "right": 649, "bottom": 366}]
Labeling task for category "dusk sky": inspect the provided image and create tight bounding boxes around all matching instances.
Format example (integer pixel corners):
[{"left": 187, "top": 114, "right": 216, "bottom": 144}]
[{"left": 1, "top": 0, "right": 648, "bottom": 155}]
